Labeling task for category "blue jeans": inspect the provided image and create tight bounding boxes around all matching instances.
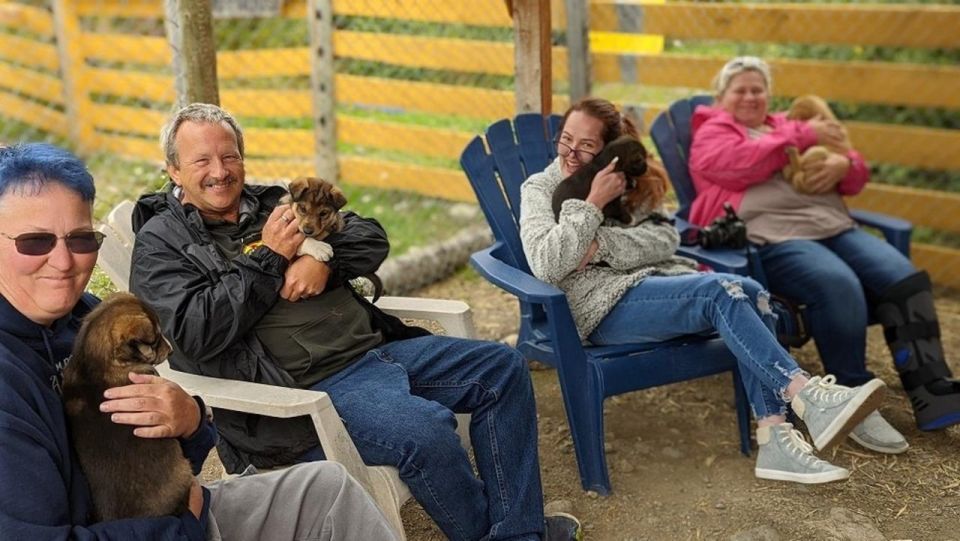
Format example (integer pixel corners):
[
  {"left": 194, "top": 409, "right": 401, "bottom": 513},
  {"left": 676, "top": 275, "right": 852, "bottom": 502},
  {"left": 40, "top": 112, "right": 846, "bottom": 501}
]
[
  {"left": 304, "top": 336, "right": 543, "bottom": 541},
  {"left": 588, "top": 273, "right": 802, "bottom": 418},
  {"left": 758, "top": 227, "right": 915, "bottom": 386}
]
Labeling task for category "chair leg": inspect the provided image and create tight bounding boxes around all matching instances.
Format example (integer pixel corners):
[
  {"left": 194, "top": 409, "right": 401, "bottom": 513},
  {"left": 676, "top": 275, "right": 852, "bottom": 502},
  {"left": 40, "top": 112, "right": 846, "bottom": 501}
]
[
  {"left": 731, "top": 367, "right": 752, "bottom": 457},
  {"left": 557, "top": 372, "right": 612, "bottom": 495}
]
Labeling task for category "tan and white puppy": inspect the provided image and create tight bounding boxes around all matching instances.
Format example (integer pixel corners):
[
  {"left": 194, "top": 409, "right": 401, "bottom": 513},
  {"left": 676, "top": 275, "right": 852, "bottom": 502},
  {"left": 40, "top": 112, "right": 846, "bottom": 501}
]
[
  {"left": 280, "top": 176, "right": 347, "bottom": 262},
  {"left": 62, "top": 292, "right": 192, "bottom": 521},
  {"left": 783, "top": 95, "right": 853, "bottom": 194}
]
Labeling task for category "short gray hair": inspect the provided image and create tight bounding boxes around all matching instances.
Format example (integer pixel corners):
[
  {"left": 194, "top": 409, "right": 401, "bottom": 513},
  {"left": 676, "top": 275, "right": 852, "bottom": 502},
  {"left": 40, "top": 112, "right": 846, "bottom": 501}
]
[
  {"left": 713, "top": 56, "right": 772, "bottom": 96},
  {"left": 160, "top": 103, "right": 245, "bottom": 167}
]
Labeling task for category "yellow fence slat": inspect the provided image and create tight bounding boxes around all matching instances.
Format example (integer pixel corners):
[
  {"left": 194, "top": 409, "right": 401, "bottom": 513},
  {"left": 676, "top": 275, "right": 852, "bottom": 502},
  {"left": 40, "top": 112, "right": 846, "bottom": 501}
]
[
  {"left": 0, "top": 90, "right": 67, "bottom": 136},
  {"left": 83, "top": 67, "right": 175, "bottom": 102},
  {"left": 221, "top": 89, "right": 313, "bottom": 118},
  {"left": 847, "top": 184, "right": 960, "bottom": 235},
  {"left": 218, "top": 48, "right": 310, "bottom": 79},
  {"left": 594, "top": 54, "right": 960, "bottom": 110},
  {"left": 912, "top": 244, "right": 960, "bottom": 290},
  {"left": 81, "top": 33, "right": 169, "bottom": 65},
  {"left": 96, "top": 133, "right": 156, "bottom": 161},
  {"left": 0, "top": 62, "right": 63, "bottom": 104},
  {"left": 0, "top": 33, "right": 58, "bottom": 71},
  {"left": 846, "top": 122, "right": 960, "bottom": 172},
  {"left": 89, "top": 103, "right": 165, "bottom": 136},
  {"left": 340, "top": 156, "right": 474, "bottom": 202},
  {"left": 338, "top": 116, "right": 472, "bottom": 161},
  {"left": 245, "top": 128, "right": 313, "bottom": 159},
  {"left": 333, "top": 31, "right": 514, "bottom": 76},
  {"left": 0, "top": 2, "right": 54, "bottom": 36},
  {"left": 74, "top": 0, "right": 162, "bottom": 18},
  {"left": 590, "top": 1, "right": 960, "bottom": 50},
  {"left": 334, "top": 0, "right": 511, "bottom": 27},
  {"left": 245, "top": 158, "right": 314, "bottom": 181}
]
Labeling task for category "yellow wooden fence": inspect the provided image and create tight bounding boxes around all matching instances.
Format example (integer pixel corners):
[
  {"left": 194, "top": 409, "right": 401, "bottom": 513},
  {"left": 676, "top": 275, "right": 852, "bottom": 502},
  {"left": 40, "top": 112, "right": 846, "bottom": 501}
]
[{"left": 1, "top": 0, "right": 959, "bottom": 286}]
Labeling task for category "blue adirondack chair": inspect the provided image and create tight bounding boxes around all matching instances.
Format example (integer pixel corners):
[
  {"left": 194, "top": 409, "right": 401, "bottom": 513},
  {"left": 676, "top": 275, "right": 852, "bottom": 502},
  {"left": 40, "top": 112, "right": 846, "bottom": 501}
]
[
  {"left": 650, "top": 95, "right": 913, "bottom": 343},
  {"left": 460, "top": 113, "right": 751, "bottom": 495}
]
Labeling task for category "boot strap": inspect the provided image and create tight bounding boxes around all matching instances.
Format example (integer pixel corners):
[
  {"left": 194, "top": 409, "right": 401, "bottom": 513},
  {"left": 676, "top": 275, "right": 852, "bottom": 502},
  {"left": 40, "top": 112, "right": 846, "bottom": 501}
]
[
  {"left": 883, "top": 320, "right": 940, "bottom": 344},
  {"left": 901, "top": 362, "right": 953, "bottom": 390}
]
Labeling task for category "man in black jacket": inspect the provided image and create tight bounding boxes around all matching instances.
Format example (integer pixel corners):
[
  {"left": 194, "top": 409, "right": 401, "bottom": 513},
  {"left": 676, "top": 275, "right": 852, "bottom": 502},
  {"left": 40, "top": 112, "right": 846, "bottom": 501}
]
[{"left": 130, "top": 104, "right": 580, "bottom": 541}]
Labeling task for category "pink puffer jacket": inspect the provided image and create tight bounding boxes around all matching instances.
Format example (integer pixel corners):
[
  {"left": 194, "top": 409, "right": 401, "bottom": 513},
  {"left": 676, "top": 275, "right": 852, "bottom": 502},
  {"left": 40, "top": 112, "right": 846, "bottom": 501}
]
[{"left": 688, "top": 105, "right": 869, "bottom": 227}]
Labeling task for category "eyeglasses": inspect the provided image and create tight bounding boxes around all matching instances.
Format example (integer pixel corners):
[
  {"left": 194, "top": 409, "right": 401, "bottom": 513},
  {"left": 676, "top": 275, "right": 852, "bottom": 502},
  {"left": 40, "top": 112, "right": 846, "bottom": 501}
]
[
  {"left": 555, "top": 138, "right": 598, "bottom": 164},
  {"left": 1, "top": 230, "right": 106, "bottom": 256}
]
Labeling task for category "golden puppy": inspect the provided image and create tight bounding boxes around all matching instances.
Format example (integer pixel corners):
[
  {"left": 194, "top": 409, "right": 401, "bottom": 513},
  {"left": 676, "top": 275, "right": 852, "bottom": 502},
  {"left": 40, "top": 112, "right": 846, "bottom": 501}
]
[
  {"left": 62, "top": 293, "right": 192, "bottom": 521},
  {"left": 783, "top": 95, "right": 852, "bottom": 194}
]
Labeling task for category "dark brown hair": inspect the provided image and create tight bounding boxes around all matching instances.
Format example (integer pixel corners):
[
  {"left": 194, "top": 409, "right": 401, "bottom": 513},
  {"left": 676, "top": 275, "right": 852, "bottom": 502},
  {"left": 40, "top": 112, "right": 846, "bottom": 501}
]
[{"left": 560, "top": 97, "right": 667, "bottom": 209}]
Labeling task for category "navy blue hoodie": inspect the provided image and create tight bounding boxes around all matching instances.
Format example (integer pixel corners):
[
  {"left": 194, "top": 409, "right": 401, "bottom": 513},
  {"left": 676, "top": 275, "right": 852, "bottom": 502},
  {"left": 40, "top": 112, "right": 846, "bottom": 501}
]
[{"left": 0, "top": 293, "right": 215, "bottom": 540}]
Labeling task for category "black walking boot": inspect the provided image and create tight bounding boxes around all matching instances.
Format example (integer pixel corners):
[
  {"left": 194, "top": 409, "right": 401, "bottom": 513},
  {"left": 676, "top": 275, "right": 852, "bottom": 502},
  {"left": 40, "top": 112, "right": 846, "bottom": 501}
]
[{"left": 875, "top": 271, "right": 960, "bottom": 430}]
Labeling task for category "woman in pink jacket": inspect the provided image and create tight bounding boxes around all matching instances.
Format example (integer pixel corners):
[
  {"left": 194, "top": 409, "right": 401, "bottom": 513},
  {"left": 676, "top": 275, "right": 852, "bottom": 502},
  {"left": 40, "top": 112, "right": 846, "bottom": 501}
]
[{"left": 689, "top": 56, "right": 960, "bottom": 436}]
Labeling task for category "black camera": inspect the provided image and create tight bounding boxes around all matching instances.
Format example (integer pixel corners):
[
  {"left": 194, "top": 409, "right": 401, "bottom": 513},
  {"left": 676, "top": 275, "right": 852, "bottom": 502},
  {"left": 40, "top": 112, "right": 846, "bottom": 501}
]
[{"left": 694, "top": 203, "right": 748, "bottom": 249}]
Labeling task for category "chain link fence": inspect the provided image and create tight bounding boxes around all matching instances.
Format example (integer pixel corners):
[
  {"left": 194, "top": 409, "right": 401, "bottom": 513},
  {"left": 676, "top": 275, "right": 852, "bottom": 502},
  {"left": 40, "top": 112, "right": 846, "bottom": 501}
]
[{"left": 1, "top": 0, "right": 959, "bottom": 286}]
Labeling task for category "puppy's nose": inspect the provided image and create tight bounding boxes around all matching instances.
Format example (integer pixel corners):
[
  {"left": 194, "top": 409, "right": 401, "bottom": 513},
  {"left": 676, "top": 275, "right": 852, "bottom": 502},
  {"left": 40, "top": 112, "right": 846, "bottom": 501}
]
[{"left": 302, "top": 226, "right": 315, "bottom": 236}]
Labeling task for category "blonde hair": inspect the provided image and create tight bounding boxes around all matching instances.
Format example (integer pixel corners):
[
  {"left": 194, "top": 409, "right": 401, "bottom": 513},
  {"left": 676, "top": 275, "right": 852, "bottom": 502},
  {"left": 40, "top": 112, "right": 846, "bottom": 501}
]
[{"left": 713, "top": 56, "right": 772, "bottom": 96}]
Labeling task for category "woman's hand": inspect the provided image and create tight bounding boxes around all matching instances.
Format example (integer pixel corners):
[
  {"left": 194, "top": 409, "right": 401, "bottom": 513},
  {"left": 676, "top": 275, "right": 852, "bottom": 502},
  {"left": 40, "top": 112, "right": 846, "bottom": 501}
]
[
  {"left": 101, "top": 373, "right": 201, "bottom": 439},
  {"left": 261, "top": 206, "right": 305, "bottom": 261},
  {"left": 801, "top": 152, "right": 850, "bottom": 194},
  {"left": 807, "top": 118, "right": 847, "bottom": 150},
  {"left": 280, "top": 257, "right": 331, "bottom": 301},
  {"left": 584, "top": 158, "right": 627, "bottom": 211},
  {"left": 577, "top": 239, "right": 599, "bottom": 271}
]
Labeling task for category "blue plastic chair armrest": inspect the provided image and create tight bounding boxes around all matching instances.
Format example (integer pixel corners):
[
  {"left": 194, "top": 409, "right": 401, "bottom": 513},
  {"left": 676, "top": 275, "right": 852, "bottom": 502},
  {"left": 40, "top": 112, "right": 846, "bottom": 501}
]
[
  {"left": 469, "top": 243, "right": 567, "bottom": 307},
  {"left": 849, "top": 209, "right": 912, "bottom": 257},
  {"left": 673, "top": 218, "right": 750, "bottom": 274}
]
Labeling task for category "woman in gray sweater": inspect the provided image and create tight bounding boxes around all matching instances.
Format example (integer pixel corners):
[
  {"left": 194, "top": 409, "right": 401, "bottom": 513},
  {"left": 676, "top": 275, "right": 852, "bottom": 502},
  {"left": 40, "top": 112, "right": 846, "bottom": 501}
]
[{"left": 518, "top": 97, "right": 899, "bottom": 485}]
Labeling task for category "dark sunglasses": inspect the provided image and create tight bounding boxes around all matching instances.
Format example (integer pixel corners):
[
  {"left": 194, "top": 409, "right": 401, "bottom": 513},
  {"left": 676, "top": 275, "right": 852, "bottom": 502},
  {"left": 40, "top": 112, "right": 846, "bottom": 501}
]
[{"left": 2, "top": 230, "right": 106, "bottom": 256}]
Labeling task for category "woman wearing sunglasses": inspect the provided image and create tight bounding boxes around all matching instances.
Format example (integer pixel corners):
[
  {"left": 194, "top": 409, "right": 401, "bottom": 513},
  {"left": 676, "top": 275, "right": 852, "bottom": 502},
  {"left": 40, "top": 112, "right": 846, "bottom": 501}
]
[{"left": 0, "top": 143, "right": 396, "bottom": 540}]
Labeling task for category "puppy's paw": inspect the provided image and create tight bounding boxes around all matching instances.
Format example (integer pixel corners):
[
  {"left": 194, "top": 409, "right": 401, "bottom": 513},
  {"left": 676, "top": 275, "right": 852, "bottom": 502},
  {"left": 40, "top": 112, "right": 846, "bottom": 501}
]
[{"left": 298, "top": 238, "right": 334, "bottom": 262}]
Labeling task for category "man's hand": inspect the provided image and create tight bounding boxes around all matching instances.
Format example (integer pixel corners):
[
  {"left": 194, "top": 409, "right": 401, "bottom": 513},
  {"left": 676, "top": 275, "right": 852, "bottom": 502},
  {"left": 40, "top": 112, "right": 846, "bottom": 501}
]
[
  {"left": 801, "top": 152, "right": 850, "bottom": 194},
  {"left": 280, "top": 257, "right": 331, "bottom": 302},
  {"left": 261, "top": 206, "right": 305, "bottom": 261},
  {"left": 101, "top": 373, "right": 201, "bottom": 439}
]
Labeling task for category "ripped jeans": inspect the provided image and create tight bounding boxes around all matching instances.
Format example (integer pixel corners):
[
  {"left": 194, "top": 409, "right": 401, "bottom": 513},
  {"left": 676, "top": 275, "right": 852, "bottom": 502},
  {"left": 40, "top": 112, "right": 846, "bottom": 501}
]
[{"left": 588, "top": 273, "right": 803, "bottom": 418}]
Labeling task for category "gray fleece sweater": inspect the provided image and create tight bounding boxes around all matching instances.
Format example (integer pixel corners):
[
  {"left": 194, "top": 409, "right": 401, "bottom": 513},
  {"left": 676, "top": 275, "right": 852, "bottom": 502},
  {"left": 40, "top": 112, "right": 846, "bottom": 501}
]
[{"left": 519, "top": 158, "right": 697, "bottom": 340}]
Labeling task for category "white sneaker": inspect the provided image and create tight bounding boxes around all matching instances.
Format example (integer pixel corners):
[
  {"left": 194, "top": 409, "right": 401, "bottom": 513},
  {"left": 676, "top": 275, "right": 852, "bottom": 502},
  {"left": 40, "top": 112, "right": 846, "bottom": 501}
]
[
  {"left": 850, "top": 411, "right": 909, "bottom": 454},
  {"left": 792, "top": 375, "right": 886, "bottom": 450},
  {"left": 755, "top": 423, "right": 849, "bottom": 484}
]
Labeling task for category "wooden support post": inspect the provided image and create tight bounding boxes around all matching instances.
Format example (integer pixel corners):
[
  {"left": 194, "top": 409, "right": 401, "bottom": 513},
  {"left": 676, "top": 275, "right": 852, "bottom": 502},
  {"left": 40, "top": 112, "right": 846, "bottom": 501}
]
[
  {"left": 52, "top": 0, "right": 96, "bottom": 152},
  {"left": 512, "top": 0, "right": 552, "bottom": 115},
  {"left": 565, "top": 0, "right": 590, "bottom": 102},
  {"left": 306, "top": 0, "right": 338, "bottom": 182},
  {"left": 164, "top": 0, "right": 219, "bottom": 107}
]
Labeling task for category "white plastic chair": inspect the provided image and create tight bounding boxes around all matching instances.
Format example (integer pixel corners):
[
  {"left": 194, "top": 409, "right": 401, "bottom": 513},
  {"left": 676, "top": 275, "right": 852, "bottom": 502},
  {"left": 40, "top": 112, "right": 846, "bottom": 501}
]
[{"left": 97, "top": 200, "right": 475, "bottom": 539}]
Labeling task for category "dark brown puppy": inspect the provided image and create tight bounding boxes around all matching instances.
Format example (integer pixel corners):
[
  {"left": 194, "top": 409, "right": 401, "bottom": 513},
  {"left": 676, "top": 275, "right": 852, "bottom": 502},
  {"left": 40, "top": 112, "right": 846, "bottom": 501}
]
[
  {"left": 281, "top": 176, "right": 384, "bottom": 301},
  {"left": 282, "top": 176, "right": 347, "bottom": 240},
  {"left": 552, "top": 135, "right": 649, "bottom": 224},
  {"left": 62, "top": 292, "right": 192, "bottom": 521}
]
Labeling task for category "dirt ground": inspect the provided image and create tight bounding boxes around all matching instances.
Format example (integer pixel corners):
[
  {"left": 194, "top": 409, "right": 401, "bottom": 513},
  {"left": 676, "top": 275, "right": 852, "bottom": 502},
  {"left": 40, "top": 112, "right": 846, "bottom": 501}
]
[{"left": 397, "top": 272, "right": 960, "bottom": 541}]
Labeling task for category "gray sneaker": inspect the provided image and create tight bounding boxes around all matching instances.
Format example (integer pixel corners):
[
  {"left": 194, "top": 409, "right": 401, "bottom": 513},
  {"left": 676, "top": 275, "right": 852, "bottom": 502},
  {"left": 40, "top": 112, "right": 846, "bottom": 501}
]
[
  {"left": 755, "top": 423, "right": 850, "bottom": 484},
  {"left": 792, "top": 375, "right": 886, "bottom": 451},
  {"left": 850, "top": 411, "right": 909, "bottom": 454}
]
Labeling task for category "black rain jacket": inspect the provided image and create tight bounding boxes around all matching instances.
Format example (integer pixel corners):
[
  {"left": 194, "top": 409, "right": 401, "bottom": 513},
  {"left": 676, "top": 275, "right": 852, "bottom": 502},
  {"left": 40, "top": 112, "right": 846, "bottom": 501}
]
[{"left": 129, "top": 184, "right": 429, "bottom": 472}]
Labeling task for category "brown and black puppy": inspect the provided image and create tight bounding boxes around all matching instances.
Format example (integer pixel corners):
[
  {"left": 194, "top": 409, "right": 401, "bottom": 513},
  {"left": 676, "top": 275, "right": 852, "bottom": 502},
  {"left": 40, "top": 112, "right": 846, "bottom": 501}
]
[
  {"left": 783, "top": 95, "right": 853, "bottom": 194},
  {"left": 62, "top": 292, "right": 192, "bottom": 521},
  {"left": 280, "top": 176, "right": 384, "bottom": 300},
  {"left": 552, "top": 135, "right": 649, "bottom": 224}
]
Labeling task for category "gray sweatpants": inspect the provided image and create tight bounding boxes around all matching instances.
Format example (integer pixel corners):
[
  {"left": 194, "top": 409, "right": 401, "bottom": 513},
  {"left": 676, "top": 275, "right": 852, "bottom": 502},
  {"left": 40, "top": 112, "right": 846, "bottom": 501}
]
[{"left": 205, "top": 461, "right": 398, "bottom": 541}]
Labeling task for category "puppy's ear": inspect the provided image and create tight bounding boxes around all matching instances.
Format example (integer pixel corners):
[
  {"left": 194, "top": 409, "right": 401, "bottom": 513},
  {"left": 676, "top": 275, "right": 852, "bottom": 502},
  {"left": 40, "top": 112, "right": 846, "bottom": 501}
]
[
  {"left": 329, "top": 186, "right": 348, "bottom": 210},
  {"left": 289, "top": 178, "right": 309, "bottom": 201}
]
